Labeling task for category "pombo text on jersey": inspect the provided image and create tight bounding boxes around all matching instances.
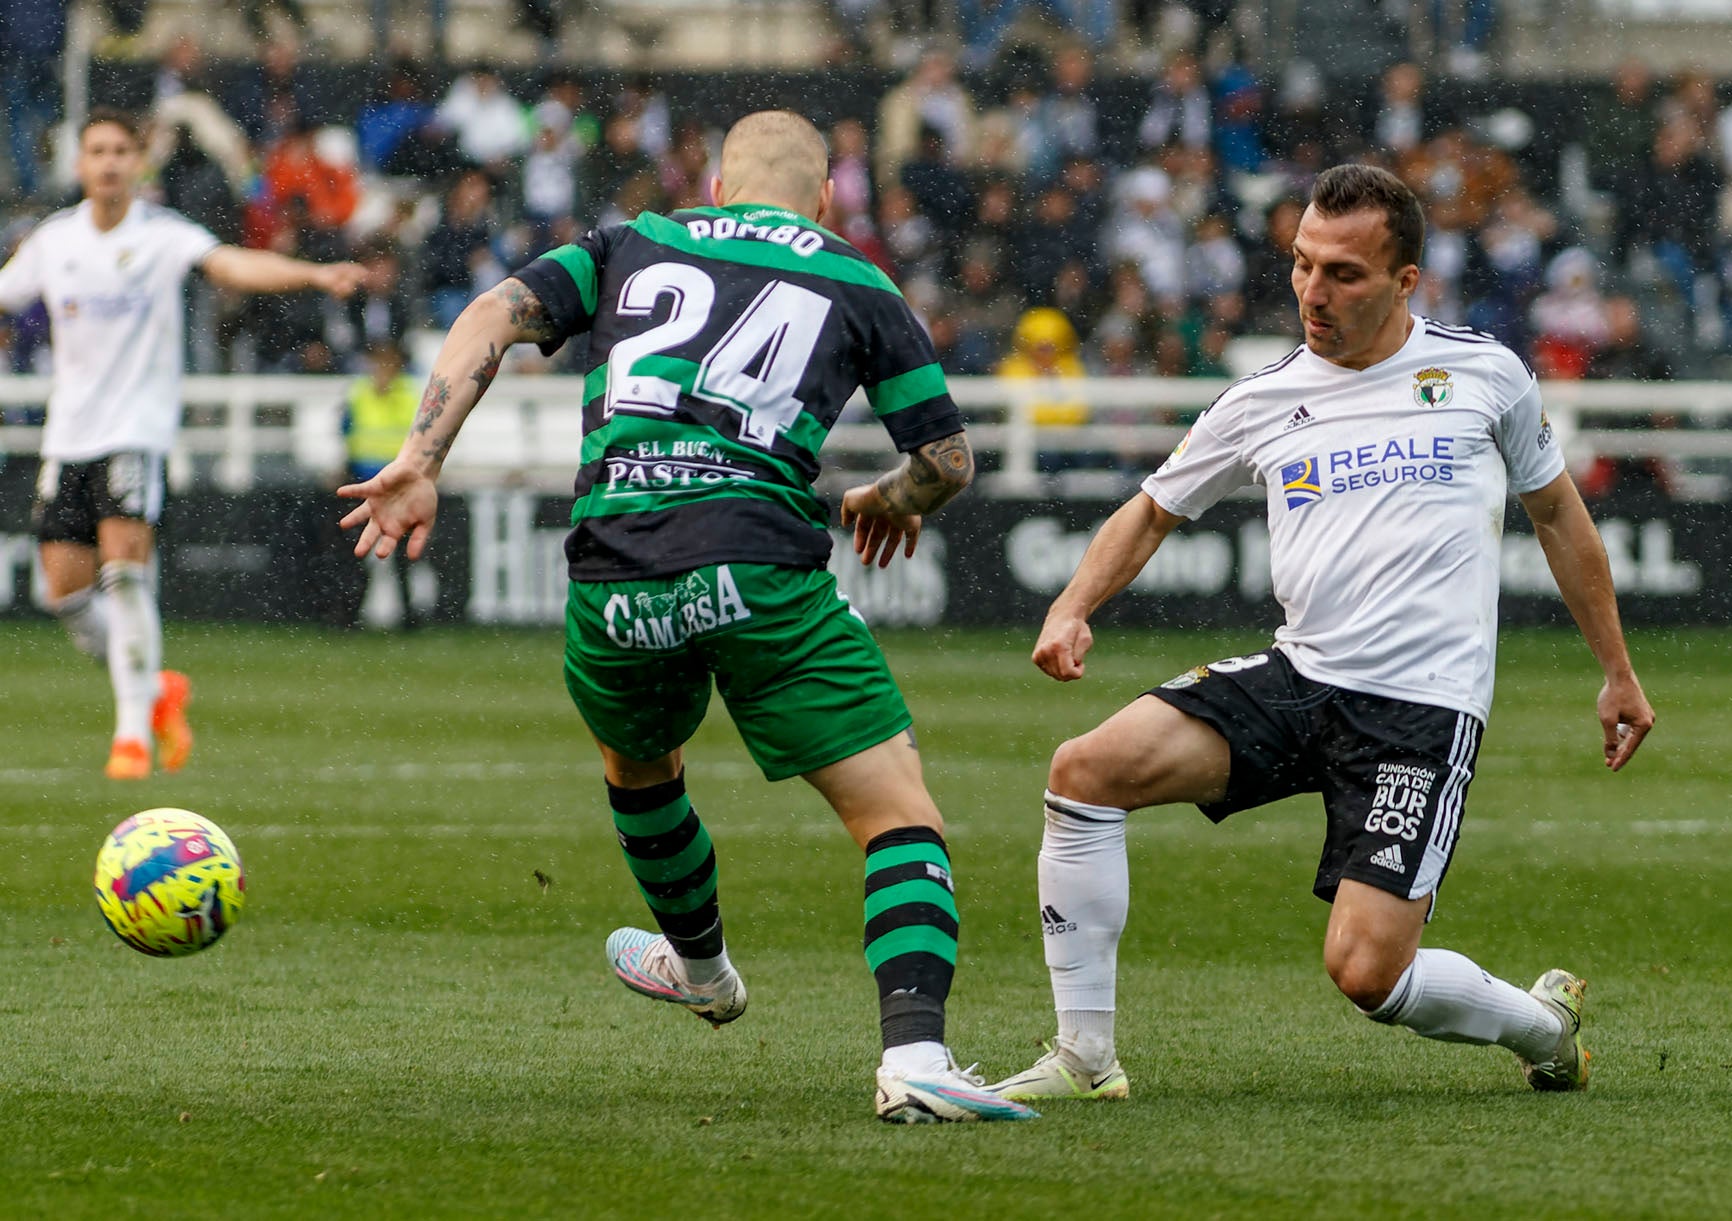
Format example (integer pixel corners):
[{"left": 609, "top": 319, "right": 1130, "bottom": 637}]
[{"left": 93, "top": 808, "right": 245, "bottom": 957}]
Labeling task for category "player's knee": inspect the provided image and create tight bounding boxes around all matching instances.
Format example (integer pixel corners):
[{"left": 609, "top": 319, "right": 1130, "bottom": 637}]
[
  {"left": 1325, "top": 940, "right": 1406, "bottom": 1012},
  {"left": 1048, "top": 734, "right": 1109, "bottom": 806}
]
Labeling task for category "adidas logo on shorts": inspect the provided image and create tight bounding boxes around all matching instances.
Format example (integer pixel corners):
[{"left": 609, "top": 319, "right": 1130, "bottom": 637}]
[{"left": 1369, "top": 844, "right": 1406, "bottom": 873}]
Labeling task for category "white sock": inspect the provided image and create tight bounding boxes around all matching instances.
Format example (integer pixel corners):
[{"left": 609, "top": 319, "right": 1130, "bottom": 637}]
[
  {"left": 676, "top": 946, "right": 733, "bottom": 987},
  {"left": 49, "top": 584, "right": 111, "bottom": 662},
  {"left": 1369, "top": 947, "right": 1563, "bottom": 1060},
  {"left": 100, "top": 561, "right": 162, "bottom": 744},
  {"left": 1041, "top": 790, "right": 1129, "bottom": 1070},
  {"left": 880, "top": 1039, "right": 947, "bottom": 1076}
]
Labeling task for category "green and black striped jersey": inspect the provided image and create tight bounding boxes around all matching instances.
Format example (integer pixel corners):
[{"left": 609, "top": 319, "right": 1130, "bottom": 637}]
[{"left": 512, "top": 203, "right": 964, "bottom": 581}]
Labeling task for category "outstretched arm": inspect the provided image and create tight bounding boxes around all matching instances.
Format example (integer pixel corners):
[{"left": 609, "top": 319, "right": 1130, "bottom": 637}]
[
  {"left": 201, "top": 245, "right": 365, "bottom": 297},
  {"left": 337, "top": 278, "right": 560, "bottom": 560},
  {"left": 838, "top": 430, "right": 974, "bottom": 568},
  {"left": 1518, "top": 470, "right": 1655, "bottom": 770},
  {"left": 1032, "top": 493, "right": 1185, "bottom": 682}
]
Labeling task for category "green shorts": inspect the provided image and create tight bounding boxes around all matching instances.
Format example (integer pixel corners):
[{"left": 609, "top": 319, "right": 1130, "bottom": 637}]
[{"left": 563, "top": 562, "right": 912, "bottom": 781}]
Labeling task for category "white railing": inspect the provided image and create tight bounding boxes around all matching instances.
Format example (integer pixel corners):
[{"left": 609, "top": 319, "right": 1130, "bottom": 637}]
[{"left": 2, "top": 375, "right": 1731, "bottom": 499}]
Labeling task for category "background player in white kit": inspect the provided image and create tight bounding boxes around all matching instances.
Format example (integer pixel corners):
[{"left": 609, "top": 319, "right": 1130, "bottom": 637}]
[
  {"left": 0, "top": 109, "right": 363, "bottom": 779},
  {"left": 989, "top": 164, "right": 1656, "bottom": 1102}
]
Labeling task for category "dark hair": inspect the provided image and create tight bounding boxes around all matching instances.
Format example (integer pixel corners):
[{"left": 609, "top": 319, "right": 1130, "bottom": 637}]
[
  {"left": 1309, "top": 163, "right": 1424, "bottom": 270},
  {"left": 82, "top": 107, "right": 145, "bottom": 148}
]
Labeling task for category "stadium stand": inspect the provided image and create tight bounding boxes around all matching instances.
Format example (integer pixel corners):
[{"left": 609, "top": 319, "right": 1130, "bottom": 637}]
[{"left": 4, "top": 0, "right": 1732, "bottom": 506}]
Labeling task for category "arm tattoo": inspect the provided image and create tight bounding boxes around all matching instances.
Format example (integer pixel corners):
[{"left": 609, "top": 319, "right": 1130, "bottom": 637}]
[
  {"left": 874, "top": 432, "right": 974, "bottom": 516},
  {"left": 411, "top": 373, "right": 452, "bottom": 436},
  {"left": 469, "top": 342, "right": 502, "bottom": 397},
  {"left": 497, "top": 278, "right": 560, "bottom": 343}
]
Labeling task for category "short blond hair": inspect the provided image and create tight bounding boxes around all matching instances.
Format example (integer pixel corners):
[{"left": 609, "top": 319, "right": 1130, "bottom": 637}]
[{"left": 718, "top": 110, "right": 828, "bottom": 213}]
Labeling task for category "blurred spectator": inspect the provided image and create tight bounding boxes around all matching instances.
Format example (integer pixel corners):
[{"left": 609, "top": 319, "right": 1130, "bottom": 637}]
[
  {"left": 1161, "top": 144, "right": 1226, "bottom": 230},
  {"left": 1530, "top": 246, "right": 1611, "bottom": 380},
  {"left": 339, "top": 340, "right": 421, "bottom": 629},
  {"left": 1587, "top": 296, "right": 1672, "bottom": 382},
  {"left": 1186, "top": 213, "right": 1245, "bottom": 302},
  {"left": 1025, "top": 46, "right": 1100, "bottom": 183},
  {"left": 589, "top": 111, "right": 659, "bottom": 211},
  {"left": 1371, "top": 62, "right": 1428, "bottom": 156},
  {"left": 157, "top": 124, "right": 243, "bottom": 246},
  {"left": 900, "top": 125, "right": 975, "bottom": 239},
  {"left": 539, "top": 71, "right": 602, "bottom": 154},
  {"left": 1211, "top": 60, "right": 1267, "bottom": 174},
  {"left": 422, "top": 170, "right": 501, "bottom": 328},
  {"left": 998, "top": 307, "right": 1088, "bottom": 431},
  {"left": 432, "top": 65, "right": 529, "bottom": 174},
  {"left": 951, "top": 238, "right": 1023, "bottom": 374},
  {"left": 613, "top": 76, "right": 672, "bottom": 159},
  {"left": 1587, "top": 57, "right": 1658, "bottom": 239},
  {"left": 1244, "top": 196, "right": 1301, "bottom": 333},
  {"left": 829, "top": 118, "right": 874, "bottom": 220},
  {"left": 1048, "top": 258, "right": 1099, "bottom": 332},
  {"left": 519, "top": 101, "right": 585, "bottom": 245},
  {"left": 251, "top": 121, "right": 361, "bottom": 250},
  {"left": 876, "top": 51, "right": 976, "bottom": 190},
  {"left": 340, "top": 237, "right": 415, "bottom": 360},
  {"left": 1015, "top": 183, "right": 1090, "bottom": 300},
  {"left": 1265, "top": 60, "right": 1344, "bottom": 186},
  {"left": 358, "top": 60, "right": 457, "bottom": 180},
  {"left": 1086, "top": 313, "right": 1150, "bottom": 377},
  {"left": 1631, "top": 116, "right": 1722, "bottom": 300},
  {"left": 1460, "top": 184, "right": 1555, "bottom": 344},
  {"left": 228, "top": 38, "right": 320, "bottom": 146},
  {"left": 1102, "top": 167, "right": 1185, "bottom": 303},
  {"left": 958, "top": 0, "right": 1115, "bottom": 66},
  {"left": 1139, "top": 52, "right": 1211, "bottom": 154},
  {"left": 970, "top": 177, "right": 1020, "bottom": 250},
  {"left": 0, "top": 0, "right": 67, "bottom": 199},
  {"left": 1060, "top": 154, "right": 1107, "bottom": 242},
  {"left": 659, "top": 119, "right": 714, "bottom": 211},
  {"left": 878, "top": 184, "right": 941, "bottom": 285},
  {"left": 236, "top": 207, "right": 337, "bottom": 372}
]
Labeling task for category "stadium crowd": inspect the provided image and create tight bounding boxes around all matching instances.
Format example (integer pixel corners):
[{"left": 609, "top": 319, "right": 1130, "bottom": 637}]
[{"left": 1, "top": 14, "right": 1729, "bottom": 424}]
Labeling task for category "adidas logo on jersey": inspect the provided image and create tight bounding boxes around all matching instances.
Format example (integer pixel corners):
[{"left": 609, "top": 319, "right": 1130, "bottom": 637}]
[
  {"left": 1283, "top": 404, "right": 1315, "bottom": 431},
  {"left": 1369, "top": 844, "right": 1406, "bottom": 873},
  {"left": 1041, "top": 904, "right": 1077, "bottom": 935}
]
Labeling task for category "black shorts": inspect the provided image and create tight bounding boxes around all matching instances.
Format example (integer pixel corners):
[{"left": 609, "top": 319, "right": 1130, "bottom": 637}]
[
  {"left": 1147, "top": 648, "right": 1483, "bottom": 906},
  {"left": 33, "top": 452, "right": 167, "bottom": 545}
]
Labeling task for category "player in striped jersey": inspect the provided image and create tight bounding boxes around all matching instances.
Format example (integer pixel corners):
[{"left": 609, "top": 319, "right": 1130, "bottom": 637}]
[
  {"left": 339, "top": 110, "right": 1034, "bottom": 1124},
  {"left": 0, "top": 109, "right": 363, "bottom": 779},
  {"left": 989, "top": 164, "right": 1655, "bottom": 1103}
]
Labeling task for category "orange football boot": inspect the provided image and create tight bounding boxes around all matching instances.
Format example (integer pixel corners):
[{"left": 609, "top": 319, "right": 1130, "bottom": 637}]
[
  {"left": 105, "top": 737, "right": 151, "bottom": 780},
  {"left": 152, "top": 670, "right": 194, "bottom": 773}
]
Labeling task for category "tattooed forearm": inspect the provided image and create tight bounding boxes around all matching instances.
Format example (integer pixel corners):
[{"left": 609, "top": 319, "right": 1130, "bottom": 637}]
[
  {"left": 874, "top": 432, "right": 974, "bottom": 516},
  {"left": 495, "top": 278, "right": 560, "bottom": 344},
  {"left": 411, "top": 374, "right": 453, "bottom": 435},
  {"left": 421, "top": 432, "right": 456, "bottom": 465},
  {"left": 469, "top": 342, "right": 502, "bottom": 396}
]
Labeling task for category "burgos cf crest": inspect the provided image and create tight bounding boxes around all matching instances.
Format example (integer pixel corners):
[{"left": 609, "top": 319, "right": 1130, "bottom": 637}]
[
  {"left": 1413, "top": 366, "right": 1454, "bottom": 408},
  {"left": 1281, "top": 456, "right": 1323, "bottom": 510}
]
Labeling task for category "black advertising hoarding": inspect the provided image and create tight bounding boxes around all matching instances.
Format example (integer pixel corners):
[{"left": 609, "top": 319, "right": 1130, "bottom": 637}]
[{"left": 0, "top": 486, "right": 1722, "bottom": 629}]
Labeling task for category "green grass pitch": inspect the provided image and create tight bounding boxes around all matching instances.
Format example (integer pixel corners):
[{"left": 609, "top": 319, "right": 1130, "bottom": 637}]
[{"left": 1, "top": 621, "right": 1729, "bottom": 1218}]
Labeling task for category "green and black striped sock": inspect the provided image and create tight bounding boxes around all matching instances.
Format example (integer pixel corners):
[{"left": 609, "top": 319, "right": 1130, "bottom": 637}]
[
  {"left": 607, "top": 775, "right": 724, "bottom": 960},
  {"left": 863, "top": 825, "right": 957, "bottom": 1050}
]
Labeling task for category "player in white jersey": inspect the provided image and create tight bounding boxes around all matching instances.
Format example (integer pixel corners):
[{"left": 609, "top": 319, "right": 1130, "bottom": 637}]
[
  {"left": 0, "top": 109, "right": 363, "bottom": 779},
  {"left": 988, "top": 165, "right": 1655, "bottom": 1103}
]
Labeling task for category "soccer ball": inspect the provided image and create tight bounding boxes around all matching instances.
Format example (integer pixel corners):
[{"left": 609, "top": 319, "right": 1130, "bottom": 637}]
[{"left": 93, "top": 808, "right": 246, "bottom": 957}]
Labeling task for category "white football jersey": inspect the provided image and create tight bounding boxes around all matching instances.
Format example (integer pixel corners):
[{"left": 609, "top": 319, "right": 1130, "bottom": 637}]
[
  {"left": 1142, "top": 316, "right": 1564, "bottom": 721},
  {"left": 0, "top": 199, "right": 219, "bottom": 460}
]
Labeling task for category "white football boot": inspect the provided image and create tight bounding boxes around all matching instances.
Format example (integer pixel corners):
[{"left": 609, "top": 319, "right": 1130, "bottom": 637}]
[
  {"left": 875, "top": 1051, "right": 1040, "bottom": 1124},
  {"left": 605, "top": 927, "right": 747, "bottom": 1028}
]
